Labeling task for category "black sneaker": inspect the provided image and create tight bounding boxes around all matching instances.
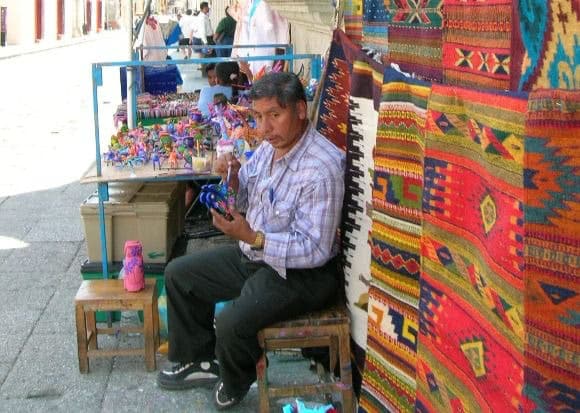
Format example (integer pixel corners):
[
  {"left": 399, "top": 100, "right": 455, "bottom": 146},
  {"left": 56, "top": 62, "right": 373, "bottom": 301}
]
[
  {"left": 157, "top": 360, "right": 219, "bottom": 390},
  {"left": 213, "top": 379, "right": 249, "bottom": 410}
]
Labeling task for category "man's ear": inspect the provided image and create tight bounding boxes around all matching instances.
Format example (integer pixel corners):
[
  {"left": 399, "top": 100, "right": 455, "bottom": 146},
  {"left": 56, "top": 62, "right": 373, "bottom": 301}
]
[{"left": 297, "top": 100, "right": 307, "bottom": 120}]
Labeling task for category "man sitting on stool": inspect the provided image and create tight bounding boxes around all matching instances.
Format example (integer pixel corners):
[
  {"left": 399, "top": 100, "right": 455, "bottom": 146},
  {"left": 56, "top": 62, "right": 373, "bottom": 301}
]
[{"left": 157, "top": 72, "right": 345, "bottom": 411}]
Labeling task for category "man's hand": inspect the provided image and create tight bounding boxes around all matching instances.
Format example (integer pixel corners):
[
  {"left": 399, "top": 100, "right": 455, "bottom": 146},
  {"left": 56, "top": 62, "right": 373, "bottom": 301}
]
[
  {"left": 214, "top": 153, "right": 241, "bottom": 192},
  {"left": 211, "top": 208, "right": 256, "bottom": 244}
]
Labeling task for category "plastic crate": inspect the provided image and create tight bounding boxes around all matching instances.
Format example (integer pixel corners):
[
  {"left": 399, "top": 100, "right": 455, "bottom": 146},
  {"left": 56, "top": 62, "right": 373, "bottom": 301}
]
[{"left": 80, "top": 181, "right": 185, "bottom": 264}]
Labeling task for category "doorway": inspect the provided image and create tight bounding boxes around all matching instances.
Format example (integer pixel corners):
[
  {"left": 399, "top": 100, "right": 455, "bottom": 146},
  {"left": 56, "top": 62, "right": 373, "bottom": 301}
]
[
  {"left": 57, "top": 0, "right": 65, "bottom": 38},
  {"left": 35, "top": 0, "right": 43, "bottom": 41}
]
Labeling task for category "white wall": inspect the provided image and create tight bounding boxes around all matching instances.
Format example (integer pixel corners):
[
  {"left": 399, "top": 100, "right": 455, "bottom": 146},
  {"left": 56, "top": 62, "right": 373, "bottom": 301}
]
[{"left": 1, "top": 0, "right": 35, "bottom": 45}]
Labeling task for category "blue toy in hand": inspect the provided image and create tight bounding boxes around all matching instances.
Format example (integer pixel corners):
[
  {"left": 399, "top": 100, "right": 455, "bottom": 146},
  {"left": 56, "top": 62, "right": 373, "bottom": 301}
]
[{"left": 199, "top": 183, "right": 236, "bottom": 220}]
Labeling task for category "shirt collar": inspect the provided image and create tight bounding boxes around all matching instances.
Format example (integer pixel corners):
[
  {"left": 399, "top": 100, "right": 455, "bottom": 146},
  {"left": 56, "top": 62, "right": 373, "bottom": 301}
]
[{"left": 274, "top": 121, "right": 313, "bottom": 172}]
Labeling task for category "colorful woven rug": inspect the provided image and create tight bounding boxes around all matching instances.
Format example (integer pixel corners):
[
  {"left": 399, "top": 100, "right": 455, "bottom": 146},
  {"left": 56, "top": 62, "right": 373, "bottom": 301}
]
[
  {"left": 417, "top": 85, "right": 528, "bottom": 412},
  {"left": 359, "top": 69, "right": 431, "bottom": 413},
  {"left": 317, "top": 30, "right": 360, "bottom": 151},
  {"left": 442, "top": 0, "right": 513, "bottom": 90},
  {"left": 344, "top": 0, "right": 364, "bottom": 44},
  {"left": 362, "top": 0, "right": 390, "bottom": 52},
  {"left": 341, "top": 52, "right": 383, "bottom": 393},
  {"left": 522, "top": 89, "right": 580, "bottom": 412},
  {"left": 386, "top": 0, "right": 444, "bottom": 82},
  {"left": 512, "top": 0, "right": 579, "bottom": 91}
]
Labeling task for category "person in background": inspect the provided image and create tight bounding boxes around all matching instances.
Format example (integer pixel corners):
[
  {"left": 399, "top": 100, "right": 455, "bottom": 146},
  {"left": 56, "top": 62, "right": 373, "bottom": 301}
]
[
  {"left": 205, "top": 63, "right": 218, "bottom": 87},
  {"left": 177, "top": 9, "right": 196, "bottom": 59},
  {"left": 213, "top": 6, "right": 236, "bottom": 58},
  {"left": 196, "top": 62, "right": 235, "bottom": 117},
  {"left": 157, "top": 72, "right": 345, "bottom": 410},
  {"left": 193, "top": 2, "right": 215, "bottom": 57}
]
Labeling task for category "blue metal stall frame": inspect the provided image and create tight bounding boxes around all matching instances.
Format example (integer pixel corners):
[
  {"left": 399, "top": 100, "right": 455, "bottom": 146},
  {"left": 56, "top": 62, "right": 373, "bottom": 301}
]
[{"left": 91, "top": 51, "right": 323, "bottom": 286}]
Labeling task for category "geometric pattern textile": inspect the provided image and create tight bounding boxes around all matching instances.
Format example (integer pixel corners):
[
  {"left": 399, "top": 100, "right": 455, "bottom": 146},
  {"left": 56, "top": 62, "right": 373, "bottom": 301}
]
[
  {"left": 522, "top": 89, "right": 580, "bottom": 412},
  {"left": 442, "top": 0, "right": 513, "bottom": 90},
  {"left": 386, "top": 0, "right": 444, "bottom": 82},
  {"left": 363, "top": 0, "right": 390, "bottom": 52},
  {"left": 317, "top": 30, "right": 361, "bottom": 151},
  {"left": 360, "top": 68, "right": 431, "bottom": 413},
  {"left": 342, "top": 55, "right": 382, "bottom": 360},
  {"left": 512, "top": 0, "right": 580, "bottom": 91},
  {"left": 417, "top": 85, "right": 528, "bottom": 412},
  {"left": 345, "top": 0, "right": 365, "bottom": 44},
  {"left": 339, "top": 52, "right": 384, "bottom": 399}
]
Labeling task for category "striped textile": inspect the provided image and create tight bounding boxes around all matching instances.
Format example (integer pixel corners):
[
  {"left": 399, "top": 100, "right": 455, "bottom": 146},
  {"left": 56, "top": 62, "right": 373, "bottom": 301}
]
[
  {"left": 362, "top": 0, "right": 389, "bottom": 52},
  {"left": 386, "top": 0, "right": 444, "bottom": 82},
  {"left": 360, "top": 69, "right": 431, "bottom": 413},
  {"left": 344, "top": 0, "right": 364, "bottom": 44},
  {"left": 522, "top": 89, "right": 580, "bottom": 411},
  {"left": 442, "top": 0, "right": 513, "bottom": 90},
  {"left": 417, "top": 85, "right": 528, "bottom": 412}
]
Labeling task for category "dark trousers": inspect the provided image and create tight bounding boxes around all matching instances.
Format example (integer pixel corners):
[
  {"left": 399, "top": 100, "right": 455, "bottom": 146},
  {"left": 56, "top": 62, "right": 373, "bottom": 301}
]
[{"left": 165, "top": 244, "right": 339, "bottom": 394}]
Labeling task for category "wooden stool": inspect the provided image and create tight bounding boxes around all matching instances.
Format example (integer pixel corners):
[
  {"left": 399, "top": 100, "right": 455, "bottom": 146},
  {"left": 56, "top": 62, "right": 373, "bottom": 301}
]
[
  {"left": 74, "top": 278, "right": 160, "bottom": 373},
  {"left": 256, "top": 304, "right": 354, "bottom": 413}
]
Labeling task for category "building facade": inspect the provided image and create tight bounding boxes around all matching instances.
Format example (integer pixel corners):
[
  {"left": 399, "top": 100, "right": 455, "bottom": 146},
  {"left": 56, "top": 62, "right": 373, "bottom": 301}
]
[{"left": 0, "top": 0, "right": 123, "bottom": 46}]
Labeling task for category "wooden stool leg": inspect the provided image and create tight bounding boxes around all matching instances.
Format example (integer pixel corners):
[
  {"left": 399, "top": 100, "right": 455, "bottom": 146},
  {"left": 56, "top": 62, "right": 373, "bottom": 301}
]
[
  {"left": 329, "top": 335, "right": 338, "bottom": 377},
  {"left": 75, "top": 304, "right": 89, "bottom": 373},
  {"left": 257, "top": 333, "right": 270, "bottom": 413},
  {"left": 338, "top": 323, "right": 354, "bottom": 413},
  {"left": 153, "top": 293, "right": 160, "bottom": 351},
  {"left": 86, "top": 311, "right": 98, "bottom": 350},
  {"left": 143, "top": 303, "right": 156, "bottom": 372}
]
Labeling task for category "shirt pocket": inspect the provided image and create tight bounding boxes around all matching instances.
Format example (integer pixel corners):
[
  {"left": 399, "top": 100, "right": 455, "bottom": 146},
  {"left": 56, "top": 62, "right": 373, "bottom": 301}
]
[
  {"left": 265, "top": 200, "right": 295, "bottom": 233},
  {"left": 245, "top": 169, "right": 259, "bottom": 201}
]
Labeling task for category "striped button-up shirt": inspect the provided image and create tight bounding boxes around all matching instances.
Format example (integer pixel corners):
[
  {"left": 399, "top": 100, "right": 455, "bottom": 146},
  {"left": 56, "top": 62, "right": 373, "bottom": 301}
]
[{"left": 236, "top": 123, "right": 345, "bottom": 278}]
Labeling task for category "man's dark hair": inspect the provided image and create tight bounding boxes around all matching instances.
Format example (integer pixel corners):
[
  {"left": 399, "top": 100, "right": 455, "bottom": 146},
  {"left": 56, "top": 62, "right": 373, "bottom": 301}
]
[
  {"left": 205, "top": 63, "right": 216, "bottom": 75},
  {"left": 249, "top": 72, "right": 306, "bottom": 108},
  {"left": 200, "top": 2, "right": 209, "bottom": 10},
  {"left": 185, "top": 9, "right": 192, "bottom": 15}
]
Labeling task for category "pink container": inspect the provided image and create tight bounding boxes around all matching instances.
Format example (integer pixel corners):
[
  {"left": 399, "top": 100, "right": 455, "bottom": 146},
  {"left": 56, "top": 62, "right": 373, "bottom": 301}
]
[{"left": 122, "top": 240, "right": 145, "bottom": 292}]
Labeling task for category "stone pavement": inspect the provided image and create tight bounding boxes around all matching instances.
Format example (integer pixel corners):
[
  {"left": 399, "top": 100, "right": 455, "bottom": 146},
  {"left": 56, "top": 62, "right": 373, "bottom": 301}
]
[{"left": 0, "top": 34, "right": 329, "bottom": 412}]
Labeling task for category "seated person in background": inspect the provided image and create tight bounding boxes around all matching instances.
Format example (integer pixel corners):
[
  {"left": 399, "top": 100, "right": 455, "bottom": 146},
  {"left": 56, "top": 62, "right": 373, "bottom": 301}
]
[
  {"left": 185, "top": 63, "right": 220, "bottom": 208},
  {"left": 197, "top": 62, "right": 235, "bottom": 117},
  {"left": 157, "top": 72, "right": 345, "bottom": 410},
  {"left": 213, "top": 61, "right": 251, "bottom": 103},
  {"left": 205, "top": 63, "right": 218, "bottom": 87}
]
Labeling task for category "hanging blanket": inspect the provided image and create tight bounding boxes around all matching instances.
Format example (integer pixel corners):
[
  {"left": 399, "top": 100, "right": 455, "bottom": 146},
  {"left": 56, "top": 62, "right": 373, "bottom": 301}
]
[
  {"left": 359, "top": 69, "right": 431, "bottom": 413},
  {"left": 522, "top": 89, "right": 580, "bottom": 412},
  {"left": 511, "top": 0, "right": 580, "bottom": 91},
  {"left": 362, "top": 0, "right": 389, "bottom": 52},
  {"left": 317, "top": 30, "right": 361, "bottom": 151},
  {"left": 442, "top": 0, "right": 513, "bottom": 90},
  {"left": 386, "top": 0, "right": 444, "bottom": 82},
  {"left": 417, "top": 85, "right": 528, "bottom": 412},
  {"left": 344, "top": 0, "right": 364, "bottom": 44},
  {"left": 341, "top": 52, "right": 384, "bottom": 392}
]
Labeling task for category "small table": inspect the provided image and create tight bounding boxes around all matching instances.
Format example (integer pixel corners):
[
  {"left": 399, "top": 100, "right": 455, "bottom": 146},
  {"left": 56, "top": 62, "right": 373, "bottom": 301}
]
[{"left": 74, "top": 278, "right": 160, "bottom": 373}]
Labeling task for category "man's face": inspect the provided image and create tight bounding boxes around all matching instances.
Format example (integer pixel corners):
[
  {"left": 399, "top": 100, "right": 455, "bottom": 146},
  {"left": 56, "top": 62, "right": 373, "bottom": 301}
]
[
  {"left": 202, "top": 6, "right": 209, "bottom": 14},
  {"left": 252, "top": 97, "right": 307, "bottom": 155},
  {"left": 207, "top": 69, "right": 217, "bottom": 86}
]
